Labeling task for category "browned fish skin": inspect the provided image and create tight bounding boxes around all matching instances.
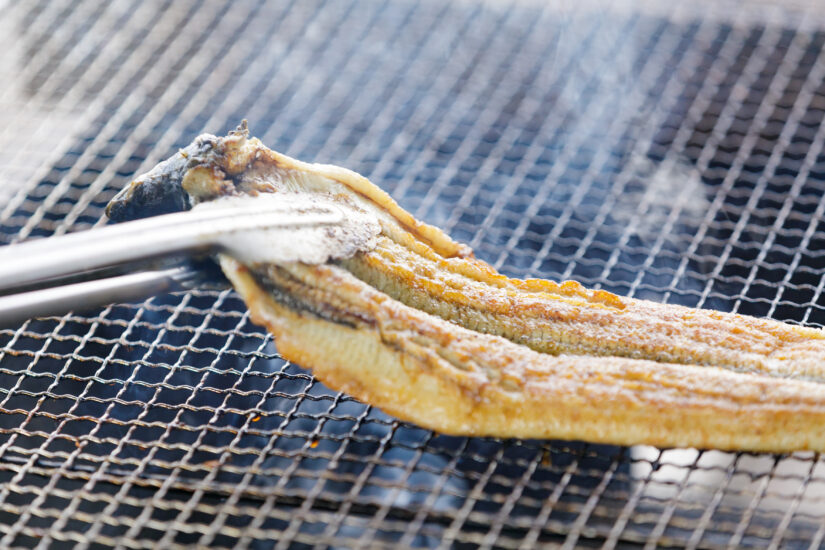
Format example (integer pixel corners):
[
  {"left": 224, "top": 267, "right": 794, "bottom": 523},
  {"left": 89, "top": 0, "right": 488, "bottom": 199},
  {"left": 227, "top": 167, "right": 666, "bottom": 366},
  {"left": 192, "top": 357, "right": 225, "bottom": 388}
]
[{"left": 106, "top": 124, "right": 825, "bottom": 452}]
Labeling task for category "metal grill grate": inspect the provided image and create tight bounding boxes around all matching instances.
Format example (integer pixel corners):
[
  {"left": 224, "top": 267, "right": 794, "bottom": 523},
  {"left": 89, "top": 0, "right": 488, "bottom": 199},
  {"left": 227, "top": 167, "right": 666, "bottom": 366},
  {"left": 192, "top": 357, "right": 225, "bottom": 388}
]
[{"left": 2, "top": 0, "right": 825, "bottom": 547}]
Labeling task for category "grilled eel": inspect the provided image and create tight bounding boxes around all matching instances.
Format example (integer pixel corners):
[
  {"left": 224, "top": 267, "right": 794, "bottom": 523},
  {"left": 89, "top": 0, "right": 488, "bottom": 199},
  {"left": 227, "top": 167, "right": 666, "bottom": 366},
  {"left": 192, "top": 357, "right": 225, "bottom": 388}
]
[{"left": 106, "top": 123, "right": 825, "bottom": 452}]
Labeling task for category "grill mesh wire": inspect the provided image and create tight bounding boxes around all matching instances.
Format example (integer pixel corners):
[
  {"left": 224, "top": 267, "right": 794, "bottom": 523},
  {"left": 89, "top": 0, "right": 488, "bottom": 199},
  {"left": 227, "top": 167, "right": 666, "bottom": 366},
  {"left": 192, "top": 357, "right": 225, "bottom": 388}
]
[{"left": 3, "top": 0, "right": 825, "bottom": 547}]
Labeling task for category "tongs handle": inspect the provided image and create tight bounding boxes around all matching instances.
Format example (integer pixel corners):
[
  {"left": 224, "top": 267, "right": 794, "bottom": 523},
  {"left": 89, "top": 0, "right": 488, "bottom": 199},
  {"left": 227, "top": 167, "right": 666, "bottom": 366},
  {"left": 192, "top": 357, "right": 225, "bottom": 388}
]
[
  {"left": 0, "top": 197, "right": 344, "bottom": 329},
  {"left": 0, "top": 267, "right": 192, "bottom": 328},
  {"left": 0, "top": 198, "right": 343, "bottom": 294}
]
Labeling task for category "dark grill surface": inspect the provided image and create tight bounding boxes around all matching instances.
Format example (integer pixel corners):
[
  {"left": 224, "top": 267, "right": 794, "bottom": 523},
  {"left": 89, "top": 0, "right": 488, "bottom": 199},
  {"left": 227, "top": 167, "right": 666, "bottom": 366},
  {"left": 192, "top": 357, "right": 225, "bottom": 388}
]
[{"left": 3, "top": 0, "right": 825, "bottom": 548}]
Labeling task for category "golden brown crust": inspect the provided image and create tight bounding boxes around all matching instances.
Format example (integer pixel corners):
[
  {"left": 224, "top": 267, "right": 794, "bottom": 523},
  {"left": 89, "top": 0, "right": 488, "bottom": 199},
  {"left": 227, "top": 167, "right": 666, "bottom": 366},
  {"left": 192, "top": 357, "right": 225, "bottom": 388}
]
[{"left": 342, "top": 236, "right": 825, "bottom": 381}]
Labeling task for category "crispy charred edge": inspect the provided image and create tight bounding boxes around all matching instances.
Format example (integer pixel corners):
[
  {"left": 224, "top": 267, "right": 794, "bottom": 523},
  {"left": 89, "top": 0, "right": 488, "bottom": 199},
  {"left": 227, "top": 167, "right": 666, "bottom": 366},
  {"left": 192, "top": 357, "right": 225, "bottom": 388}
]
[
  {"left": 248, "top": 264, "right": 375, "bottom": 330},
  {"left": 105, "top": 135, "right": 218, "bottom": 222},
  {"left": 106, "top": 122, "right": 249, "bottom": 223},
  {"left": 105, "top": 154, "right": 191, "bottom": 222},
  {"left": 222, "top": 256, "right": 825, "bottom": 452}
]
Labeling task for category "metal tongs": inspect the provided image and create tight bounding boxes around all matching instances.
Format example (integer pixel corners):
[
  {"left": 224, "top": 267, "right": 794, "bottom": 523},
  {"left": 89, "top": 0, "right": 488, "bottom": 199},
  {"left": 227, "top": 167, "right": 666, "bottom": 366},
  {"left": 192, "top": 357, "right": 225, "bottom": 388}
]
[{"left": 0, "top": 198, "right": 344, "bottom": 328}]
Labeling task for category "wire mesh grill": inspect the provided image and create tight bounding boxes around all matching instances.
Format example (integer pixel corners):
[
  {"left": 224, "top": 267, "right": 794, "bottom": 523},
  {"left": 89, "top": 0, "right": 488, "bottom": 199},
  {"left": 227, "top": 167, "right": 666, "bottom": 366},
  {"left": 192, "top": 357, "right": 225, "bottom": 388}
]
[{"left": 3, "top": 0, "right": 825, "bottom": 547}]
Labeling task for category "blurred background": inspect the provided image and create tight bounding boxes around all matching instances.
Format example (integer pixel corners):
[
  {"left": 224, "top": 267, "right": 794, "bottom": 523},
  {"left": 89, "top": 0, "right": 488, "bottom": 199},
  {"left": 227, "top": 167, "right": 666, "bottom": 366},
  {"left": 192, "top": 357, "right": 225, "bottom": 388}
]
[{"left": 1, "top": 0, "right": 825, "bottom": 548}]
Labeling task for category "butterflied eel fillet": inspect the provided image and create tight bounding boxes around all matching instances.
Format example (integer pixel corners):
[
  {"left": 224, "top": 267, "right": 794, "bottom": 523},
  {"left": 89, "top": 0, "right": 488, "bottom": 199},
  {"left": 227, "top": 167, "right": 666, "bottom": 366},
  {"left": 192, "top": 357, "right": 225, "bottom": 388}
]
[{"left": 106, "top": 122, "right": 825, "bottom": 452}]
